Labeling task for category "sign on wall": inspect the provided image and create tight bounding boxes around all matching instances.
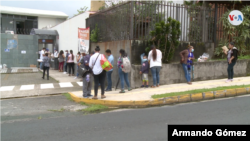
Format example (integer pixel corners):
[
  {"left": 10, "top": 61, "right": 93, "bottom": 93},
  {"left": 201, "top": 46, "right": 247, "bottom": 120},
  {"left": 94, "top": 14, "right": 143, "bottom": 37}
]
[
  {"left": 7, "top": 39, "right": 18, "bottom": 49},
  {"left": 78, "top": 27, "right": 90, "bottom": 53},
  {"left": 228, "top": 10, "right": 244, "bottom": 26},
  {"left": 5, "top": 49, "right": 10, "bottom": 52},
  {"left": 21, "top": 50, "right": 26, "bottom": 54}
]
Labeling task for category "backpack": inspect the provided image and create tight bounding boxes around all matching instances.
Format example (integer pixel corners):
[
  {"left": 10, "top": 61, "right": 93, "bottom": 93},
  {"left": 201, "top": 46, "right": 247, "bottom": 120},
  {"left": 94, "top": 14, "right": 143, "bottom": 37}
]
[
  {"left": 100, "top": 54, "right": 113, "bottom": 71},
  {"left": 122, "top": 57, "right": 131, "bottom": 73}
]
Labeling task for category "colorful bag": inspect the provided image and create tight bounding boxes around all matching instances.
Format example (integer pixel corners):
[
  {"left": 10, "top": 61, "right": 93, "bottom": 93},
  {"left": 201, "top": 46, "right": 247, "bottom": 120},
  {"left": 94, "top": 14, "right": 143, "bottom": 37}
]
[{"left": 100, "top": 54, "right": 113, "bottom": 71}]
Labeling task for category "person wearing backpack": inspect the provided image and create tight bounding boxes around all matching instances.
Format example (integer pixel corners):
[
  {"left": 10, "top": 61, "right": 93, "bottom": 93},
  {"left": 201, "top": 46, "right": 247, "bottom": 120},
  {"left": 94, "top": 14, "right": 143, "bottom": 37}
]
[
  {"left": 117, "top": 49, "right": 132, "bottom": 93},
  {"left": 89, "top": 46, "right": 106, "bottom": 99},
  {"left": 148, "top": 45, "right": 162, "bottom": 88}
]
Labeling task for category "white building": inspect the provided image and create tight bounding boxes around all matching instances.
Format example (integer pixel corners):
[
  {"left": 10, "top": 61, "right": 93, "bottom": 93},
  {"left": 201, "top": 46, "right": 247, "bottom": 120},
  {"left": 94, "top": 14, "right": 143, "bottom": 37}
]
[
  {"left": 50, "top": 11, "right": 95, "bottom": 63},
  {"left": 0, "top": 6, "right": 68, "bottom": 34}
]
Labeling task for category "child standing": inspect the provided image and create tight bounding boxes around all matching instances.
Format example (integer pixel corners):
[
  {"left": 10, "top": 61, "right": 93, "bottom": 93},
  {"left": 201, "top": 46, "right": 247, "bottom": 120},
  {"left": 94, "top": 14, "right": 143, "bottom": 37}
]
[{"left": 140, "top": 54, "right": 149, "bottom": 88}]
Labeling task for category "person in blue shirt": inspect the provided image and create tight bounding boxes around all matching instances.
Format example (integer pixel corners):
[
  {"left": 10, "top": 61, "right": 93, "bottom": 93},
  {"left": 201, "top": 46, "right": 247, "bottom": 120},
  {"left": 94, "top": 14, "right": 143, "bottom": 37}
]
[{"left": 105, "top": 49, "right": 114, "bottom": 91}]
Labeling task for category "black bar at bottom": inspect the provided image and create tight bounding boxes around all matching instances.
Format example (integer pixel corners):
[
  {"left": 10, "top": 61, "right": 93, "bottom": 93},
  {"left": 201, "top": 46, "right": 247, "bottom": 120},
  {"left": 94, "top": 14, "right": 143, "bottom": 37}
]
[{"left": 167, "top": 125, "right": 249, "bottom": 141}]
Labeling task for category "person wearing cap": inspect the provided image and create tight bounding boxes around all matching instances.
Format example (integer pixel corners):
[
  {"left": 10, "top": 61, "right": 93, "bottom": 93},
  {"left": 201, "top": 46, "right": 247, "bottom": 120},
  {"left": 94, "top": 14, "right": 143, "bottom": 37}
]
[
  {"left": 89, "top": 46, "right": 106, "bottom": 99},
  {"left": 64, "top": 50, "right": 69, "bottom": 74},
  {"left": 79, "top": 49, "right": 93, "bottom": 98},
  {"left": 223, "top": 42, "right": 238, "bottom": 83},
  {"left": 54, "top": 49, "right": 59, "bottom": 70},
  {"left": 148, "top": 45, "right": 162, "bottom": 88}
]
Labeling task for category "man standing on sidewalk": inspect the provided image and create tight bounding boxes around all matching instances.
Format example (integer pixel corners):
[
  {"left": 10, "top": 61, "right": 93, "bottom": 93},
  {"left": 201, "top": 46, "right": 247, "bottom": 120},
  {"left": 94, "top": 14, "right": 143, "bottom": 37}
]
[
  {"left": 64, "top": 50, "right": 69, "bottom": 74},
  {"left": 80, "top": 49, "right": 93, "bottom": 98},
  {"left": 40, "top": 47, "right": 46, "bottom": 70},
  {"left": 54, "top": 49, "right": 59, "bottom": 70},
  {"left": 105, "top": 49, "right": 114, "bottom": 91}
]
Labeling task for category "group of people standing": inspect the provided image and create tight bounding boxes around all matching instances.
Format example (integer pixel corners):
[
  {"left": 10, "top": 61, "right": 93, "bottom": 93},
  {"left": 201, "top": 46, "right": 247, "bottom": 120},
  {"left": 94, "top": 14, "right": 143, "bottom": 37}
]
[
  {"left": 39, "top": 48, "right": 79, "bottom": 80},
  {"left": 79, "top": 46, "right": 116, "bottom": 99},
  {"left": 179, "top": 42, "right": 238, "bottom": 84},
  {"left": 79, "top": 45, "right": 164, "bottom": 99},
  {"left": 40, "top": 41, "right": 238, "bottom": 99}
]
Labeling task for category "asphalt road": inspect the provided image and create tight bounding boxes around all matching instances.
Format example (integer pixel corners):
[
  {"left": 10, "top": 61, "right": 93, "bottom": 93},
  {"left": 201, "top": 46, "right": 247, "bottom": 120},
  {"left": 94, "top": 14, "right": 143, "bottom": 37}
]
[{"left": 2, "top": 95, "right": 250, "bottom": 141}]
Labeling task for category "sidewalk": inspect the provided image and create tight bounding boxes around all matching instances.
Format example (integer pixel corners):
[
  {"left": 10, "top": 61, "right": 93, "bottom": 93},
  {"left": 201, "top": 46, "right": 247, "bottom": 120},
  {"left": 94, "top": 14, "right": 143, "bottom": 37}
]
[
  {"left": 70, "top": 77, "right": 250, "bottom": 101},
  {"left": 0, "top": 69, "right": 83, "bottom": 99},
  {"left": 47, "top": 69, "right": 81, "bottom": 82}
]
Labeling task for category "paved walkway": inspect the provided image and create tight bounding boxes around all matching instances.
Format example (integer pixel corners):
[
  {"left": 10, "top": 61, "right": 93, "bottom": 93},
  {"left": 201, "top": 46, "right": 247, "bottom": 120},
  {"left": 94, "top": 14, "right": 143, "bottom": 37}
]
[
  {"left": 70, "top": 76, "right": 250, "bottom": 101},
  {"left": 49, "top": 69, "right": 81, "bottom": 82},
  {"left": 0, "top": 69, "right": 83, "bottom": 99}
]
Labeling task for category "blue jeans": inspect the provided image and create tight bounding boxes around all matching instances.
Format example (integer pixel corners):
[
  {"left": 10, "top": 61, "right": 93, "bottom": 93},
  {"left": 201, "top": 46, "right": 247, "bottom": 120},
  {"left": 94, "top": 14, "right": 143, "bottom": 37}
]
[
  {"left": 182, "top": 64, "right": 191, "bottom": 82},
  {"left": 76, "top": 65, "right": 79, "bottom": 77},
  {"left": 150, "top": 66, "right": 161, "bottom": 86},
  {"left": 228, "top": 62, "right": 236, "bottom": 79},
  {"left": 64, "top": 61, "right": 67, "bottom": 72},
  {"left": 118, "top": 67, "right": 130, "bottom": 90},
  {"left": 40, "top": 62, "right": 43, "bottom": 69},
  {"left": 106, "top": 70, "right": 113, "bottom": 90}
]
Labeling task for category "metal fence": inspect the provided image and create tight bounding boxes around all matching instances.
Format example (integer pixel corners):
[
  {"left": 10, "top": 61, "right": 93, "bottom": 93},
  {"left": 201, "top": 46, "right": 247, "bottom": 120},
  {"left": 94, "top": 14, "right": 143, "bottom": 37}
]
[
  {"left": 1, "top": 27, "right": 33, "bottom": 35},
  {"left": 86, "top": 1, "right": 215, "bottom": 43}
]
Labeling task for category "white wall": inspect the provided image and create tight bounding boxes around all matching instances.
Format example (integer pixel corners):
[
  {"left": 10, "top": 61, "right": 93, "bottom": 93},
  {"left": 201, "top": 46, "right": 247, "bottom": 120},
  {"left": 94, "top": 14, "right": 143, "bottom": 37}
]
[
  {"left": 38, "top": 17, "right": 67, "bottom": 29},
  {"left": 50, "top": 12, "right": 90, "bottom": 63}
]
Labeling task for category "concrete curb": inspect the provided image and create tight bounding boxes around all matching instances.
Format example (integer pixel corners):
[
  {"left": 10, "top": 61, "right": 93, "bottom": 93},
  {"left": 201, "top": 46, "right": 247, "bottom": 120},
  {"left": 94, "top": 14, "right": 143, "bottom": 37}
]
[{"left": 68, "top": 87, "right": 250, "bottom": 108}]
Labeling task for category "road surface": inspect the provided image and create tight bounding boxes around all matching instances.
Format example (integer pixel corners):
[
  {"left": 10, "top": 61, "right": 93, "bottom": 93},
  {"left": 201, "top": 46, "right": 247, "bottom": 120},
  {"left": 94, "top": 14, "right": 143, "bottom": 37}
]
[{"left": 1, "top": 95, "right": 250, "bottom": 141}]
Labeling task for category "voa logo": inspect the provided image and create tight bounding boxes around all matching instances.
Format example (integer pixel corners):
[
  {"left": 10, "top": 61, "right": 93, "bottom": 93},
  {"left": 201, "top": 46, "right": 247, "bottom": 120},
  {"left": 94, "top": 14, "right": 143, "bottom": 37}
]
[{"left": 228, "top": 10, "right": 244, "bottom": 26}]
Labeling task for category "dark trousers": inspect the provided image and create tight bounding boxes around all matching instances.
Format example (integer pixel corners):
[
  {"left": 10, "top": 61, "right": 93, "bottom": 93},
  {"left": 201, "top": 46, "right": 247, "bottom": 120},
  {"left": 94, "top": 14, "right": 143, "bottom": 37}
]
[
  {"left": 93, "top": 70, "right": 106, "bottom": 96},
  {"left": 43, "top": 67, "right": 50, "bottom": 79},
  {"left": 228, "top": 62, "right": 236, "bottom": 79},
  {"left": 106, "top": 70, "right": 113, "bottom": 90},
  {"left": 68, "top": 63, "right": 74, "bottom": 75},
  {"left": 64, "top": 61, "right": 68, "bottom": 72},
  {"left": 54, "top": 58, "right": 59, "bottom": 70}
]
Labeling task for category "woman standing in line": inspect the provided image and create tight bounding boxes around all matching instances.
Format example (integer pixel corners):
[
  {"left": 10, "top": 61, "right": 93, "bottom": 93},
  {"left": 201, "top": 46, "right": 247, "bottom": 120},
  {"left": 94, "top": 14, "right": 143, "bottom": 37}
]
[
  {"left": 67, "top": 50, "right": 75, "bottom": 76},
  {"left": 58, "top": 50, "right": 65, "bottom": 72},
  {"left": 223, "top": 42, "right": 238, "bottom": 82},
  {"left": 180, "top": 45, "right": 195, "bottom": 85},
  {"left": 42, "top": 53, "right": 50, "bottom": 80},
  {"left": 89, "top": 46, "right": 106, "bottom": 99},
  {"left": 117, "top": 49, "right": 132, "bottom": 93},
  {"left": 148, "top": 45, "right": 162, "bottom": 88}
]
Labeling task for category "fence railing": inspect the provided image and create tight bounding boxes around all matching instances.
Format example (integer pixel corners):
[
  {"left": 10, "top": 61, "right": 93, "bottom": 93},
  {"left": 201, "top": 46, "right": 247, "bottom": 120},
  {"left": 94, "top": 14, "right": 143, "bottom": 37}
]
[
  {"left": 1, "top": 27, "right": 32, "bottom": 35},
  {"left": 86, "top": 1, "right": 215, "bottom": 43}
]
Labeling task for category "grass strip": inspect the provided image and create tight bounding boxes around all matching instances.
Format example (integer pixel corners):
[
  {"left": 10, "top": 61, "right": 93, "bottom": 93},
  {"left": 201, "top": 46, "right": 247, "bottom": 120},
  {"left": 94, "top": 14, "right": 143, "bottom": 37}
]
[
  {"left": 152, "top": 84, "right": 250, "bottom": 99},
  {"left": 81, "top": 104, "right": 109, "bottom": 113},
  {"left": 63, "top": 93, "right": 73, "bottom": 101}
]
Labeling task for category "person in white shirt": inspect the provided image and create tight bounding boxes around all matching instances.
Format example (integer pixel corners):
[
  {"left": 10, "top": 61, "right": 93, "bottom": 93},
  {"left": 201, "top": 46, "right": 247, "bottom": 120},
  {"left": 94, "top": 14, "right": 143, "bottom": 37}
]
[
  {"left": 54, "top": 49, "right": 59, "bottom": 70},
  {"left": 148, "top": 45, "right": 162, "bottom": 88},
  {"left": 40, "top": 47, "right": 45, "bottom": 69},
  {"left": 89, "top": 46, "right": 106, "bottom": 99}
]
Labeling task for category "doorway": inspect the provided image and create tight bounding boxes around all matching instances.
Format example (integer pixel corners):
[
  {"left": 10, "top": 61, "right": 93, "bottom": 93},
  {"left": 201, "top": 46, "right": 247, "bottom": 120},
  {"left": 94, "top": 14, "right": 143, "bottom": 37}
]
[{"left": 16, "top": 21, "right": 25, "bottom": 34}]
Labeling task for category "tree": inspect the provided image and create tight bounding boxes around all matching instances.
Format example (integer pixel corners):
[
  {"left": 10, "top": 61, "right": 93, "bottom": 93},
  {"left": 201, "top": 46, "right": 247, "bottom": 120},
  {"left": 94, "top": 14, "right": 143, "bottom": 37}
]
[
  {"left": 229, "top": 0, "right": 241, "bottom": 9},
  {"left": 74, "top": 6, "right": 88, "bottom": 16},
  {"left": 218, "top": 5, "right": 250, "bottom": 55},
  {"left": 147, "top": 17, "right": 181, "bottom": 63}
]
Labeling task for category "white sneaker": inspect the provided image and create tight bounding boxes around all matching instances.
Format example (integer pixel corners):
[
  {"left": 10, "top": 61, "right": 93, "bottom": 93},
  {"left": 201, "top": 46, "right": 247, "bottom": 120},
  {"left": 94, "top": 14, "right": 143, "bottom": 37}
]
[
  {"left": 63, "top": 72, "right": 67, "bottom": 74},
  {"left": 225, "top": 79, "right": 231, "bottom": 83},
  {"left": 74, "top": 77, "right": 77, "bottom": 79},
  {"left": 230, "top": 79, "right": 233, "bottom": 82}
]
